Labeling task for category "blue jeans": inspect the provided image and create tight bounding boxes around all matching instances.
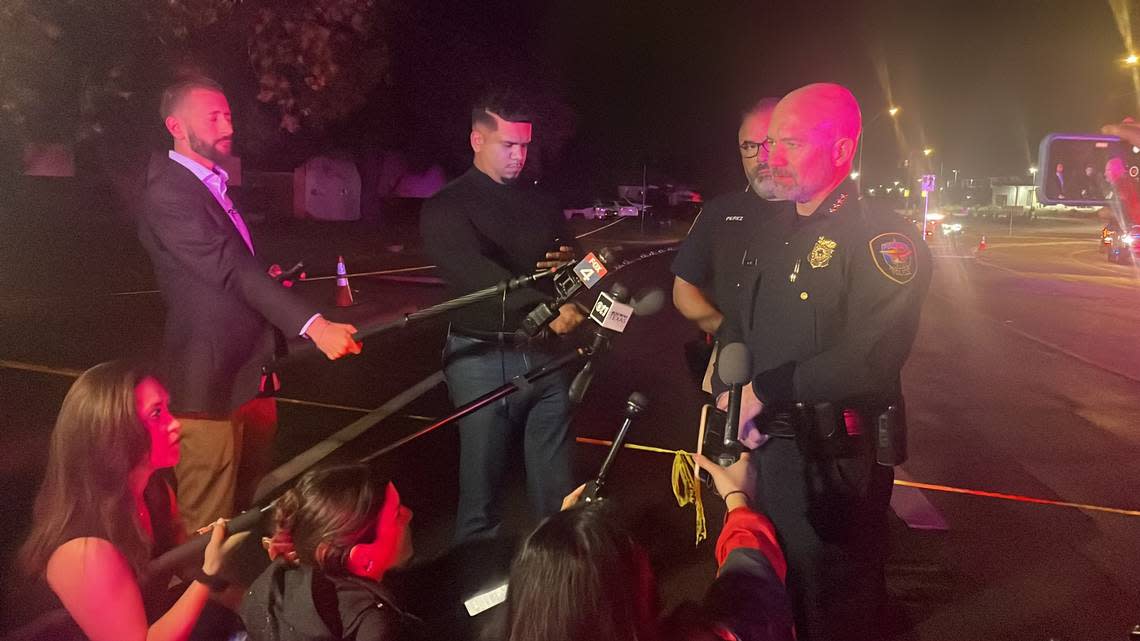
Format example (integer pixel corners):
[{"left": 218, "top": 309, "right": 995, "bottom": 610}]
[{"left": 443, "top": 333, "right": 574, "bottom": 543}]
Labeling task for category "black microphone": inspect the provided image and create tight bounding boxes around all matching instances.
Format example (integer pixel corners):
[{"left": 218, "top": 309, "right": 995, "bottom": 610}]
[
  {"left": 583, "top": 391, "right": 650, "bottom": 502},
  {"left": 568, "top": 286, "right": 666, "bottom": 404},
  {"left": 568, "top": 283, "right": 629, "bottom": 404},
  {"left": 141, "top": 502, "right": 273, "bottom": 585},
  {"left": 716, "top": 342, "right": 753, "bottom": 467},
  {"left": 274, "top": 261, "right": 305, "bottom": 283},
  {"left": 521, "top": 247, "right": 616, "bottom": 337}
]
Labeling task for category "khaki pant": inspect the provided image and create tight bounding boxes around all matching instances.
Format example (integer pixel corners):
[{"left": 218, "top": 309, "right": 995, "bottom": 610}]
[
  {"left": 175, "top": 397, "right": 277, "bottom": 535},
  {"left": 701, "top": 341, "right": 719, "bottom": 394}
]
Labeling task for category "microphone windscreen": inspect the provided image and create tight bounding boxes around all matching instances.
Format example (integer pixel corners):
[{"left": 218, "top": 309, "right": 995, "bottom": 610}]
[
  {"left": 717, "top": 342, "right": 753, "bottom": 385},
  {"left": 608, "top": 281, "right": 631, "bottom": 302},
  {"left": 626, "top": 391, "right": 650, "bottom": 413},
  {"left": 631, "top": 288, "right": 666, "bottom": 316},
  {"left": 597, "top": 246, "right": 620, "bottom": 265}
]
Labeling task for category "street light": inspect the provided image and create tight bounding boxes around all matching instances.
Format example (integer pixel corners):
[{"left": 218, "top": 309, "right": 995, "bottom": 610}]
[
  {"left": 923, "top": 148, "right": 934, "bottom": 157},
  {"left": 857, "top": 105, "right": 902, "bottom": 192},
  {"left": 1029, "top": 166, "right": 1038, "bottom": 176},
  {"left": 1126, "top": 53, "right": 1138, "bottom": 66}
]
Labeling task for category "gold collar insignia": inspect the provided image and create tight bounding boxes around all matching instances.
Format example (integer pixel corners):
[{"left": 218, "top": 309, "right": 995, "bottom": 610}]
[{"left": 828, "top": 193, "right": 848, "bottom": 214}]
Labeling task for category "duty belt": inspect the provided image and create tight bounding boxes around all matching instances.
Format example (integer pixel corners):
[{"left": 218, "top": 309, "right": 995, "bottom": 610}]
[
  {"left": 758, "top": 410, "right": 799, "bottom": 439},
  {"left": 757, "top": 401, "right": 908, "bottom": 466}
]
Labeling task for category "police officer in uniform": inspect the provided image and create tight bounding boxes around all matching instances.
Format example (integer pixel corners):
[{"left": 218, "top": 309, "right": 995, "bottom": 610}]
[
  {"left": 672, "top": 97, "right": 782, "bottom": 336},
  {"left": 672, "top": 98, "right": 782, "bottom": 390},
  {"left": 714, "top": 83, "right": 931, "bottom": 641}
]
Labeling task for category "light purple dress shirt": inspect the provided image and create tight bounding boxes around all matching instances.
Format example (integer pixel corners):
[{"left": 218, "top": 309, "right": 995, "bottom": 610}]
[{"left": 168, "top": 150, "right": 320, "bottom": 336}]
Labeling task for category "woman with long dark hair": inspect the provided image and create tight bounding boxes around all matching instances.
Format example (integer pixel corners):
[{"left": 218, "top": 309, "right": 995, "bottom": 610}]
[
  {"left": 17, "top": 360, "right": 230, "bottom": 641},
  {"left": 504, "top": 454, "right": 795, "bottom": 641},
  {"left": 240, "top": 463, "right": 416, "bottom": 641}
]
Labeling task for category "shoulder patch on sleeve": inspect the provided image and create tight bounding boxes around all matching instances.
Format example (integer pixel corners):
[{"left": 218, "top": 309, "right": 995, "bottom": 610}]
[{"left": 868, "top": 232, "right": 918, "bottom": 284}]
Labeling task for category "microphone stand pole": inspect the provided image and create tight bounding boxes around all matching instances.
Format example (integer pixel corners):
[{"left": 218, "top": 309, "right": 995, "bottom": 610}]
[
  {"left": 360, "top": 344, "right": 595, "bottom": 463},
  {"left": 151, "top": 270, "right": 570, "bottom": 581},
  {"left": 147, "top": 339, "right": 603, "bottom": 584},
  {"left": 271, "top": 268, "right": 561, "bottom": 370}
]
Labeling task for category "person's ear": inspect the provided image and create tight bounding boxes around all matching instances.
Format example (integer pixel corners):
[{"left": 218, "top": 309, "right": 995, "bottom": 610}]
[
  {"left": 165, "top": 116, "right": 185, "bottom": 141},
  {"left": 834, "top": 137, "right": 856, "bottom": 167},
  {"left": 346, "top": 544, "right": 381, "bottom": 580},
  {"left": 470, "top": 129, "right": 484, "bottom": 153}
]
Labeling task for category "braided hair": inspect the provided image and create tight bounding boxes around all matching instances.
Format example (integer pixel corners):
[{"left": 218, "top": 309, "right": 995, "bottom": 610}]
[{"left": 265, "top": 464, "right": 388, "bottom": 575}]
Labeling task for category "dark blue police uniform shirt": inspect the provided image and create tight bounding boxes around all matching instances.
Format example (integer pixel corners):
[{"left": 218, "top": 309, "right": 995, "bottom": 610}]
[{"left": 671, "top": 189, "right": 774, "bottom": 332}]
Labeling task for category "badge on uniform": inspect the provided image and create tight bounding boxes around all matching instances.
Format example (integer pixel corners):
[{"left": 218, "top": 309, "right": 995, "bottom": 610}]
[
  {"left": 869, "top": 233, "right": 917, "bottom": 284},
  {"left": 808, "top": 236, "right": 837, "bottom": 269}
]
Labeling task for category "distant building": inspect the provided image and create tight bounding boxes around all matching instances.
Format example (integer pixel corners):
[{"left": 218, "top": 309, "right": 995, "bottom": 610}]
[{"left": 989, "top": 177, "right": 1037, "bottom": 208}]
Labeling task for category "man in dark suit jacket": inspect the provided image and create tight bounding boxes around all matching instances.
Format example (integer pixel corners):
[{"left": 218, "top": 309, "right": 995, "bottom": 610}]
[
  {"left": 1047, "top": 162, "right": 1068, "bottom": 200},
  {"left": 138, "top": 76, "right": 361, "bottom": 533}
]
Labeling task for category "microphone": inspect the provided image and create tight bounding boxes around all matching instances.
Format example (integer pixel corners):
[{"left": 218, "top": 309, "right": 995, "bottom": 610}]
[
  {"left": 554, "top": 248, "right": 614, "bottom": 298},
  {"left": 569, "top": 286, "right": 665, "bottom": 404},
  {"left": 583, "top": 391, "right": 650, "bottom": 502},
  {"left": 274, "top": 261, "right": 305, "bottom": 283},
  {"left": 521, "top": 248, "right": 616, "bottom": 337},
  {"left": 569, "top": 283, "right": 631, "bottom": 403},
  {"left": 716, "top": 342, "right": 753, "bottom": 467}
]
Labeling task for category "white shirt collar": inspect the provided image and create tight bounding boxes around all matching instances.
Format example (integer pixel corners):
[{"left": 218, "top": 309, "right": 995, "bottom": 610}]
[{"left": 168, "top": 150, "right": 228, "bottom": 185}]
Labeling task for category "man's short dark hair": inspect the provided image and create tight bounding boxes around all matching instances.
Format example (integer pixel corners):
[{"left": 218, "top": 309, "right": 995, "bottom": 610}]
[
  {"left": 471, "top": 90, "right": 533, "bottom": 130},
  {"left": 160, "top": 76, "right": 224, "bottom": 119},
  {"left": 742, "top": 97, "right": 781, "bottom": 122}
]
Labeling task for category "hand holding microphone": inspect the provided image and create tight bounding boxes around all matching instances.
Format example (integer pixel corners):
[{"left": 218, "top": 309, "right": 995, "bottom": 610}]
[
  {"left": 714, "top": 343, "right": 756, "bottom": 466},
  {"left": 694, "top": 451, "right": 755, "bottom": 508},
  {"left": 521, "top": 247, "right": 616, "bottom": 337},
  {"left": 536, "top": 244, "right": 576, "bottom": 270},
  {"left": 548, "top": 303, "right": 586, "bottom": 335}
]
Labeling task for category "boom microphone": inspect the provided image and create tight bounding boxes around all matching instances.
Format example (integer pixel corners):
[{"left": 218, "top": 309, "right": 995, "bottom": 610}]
[
  {"left": 716, "top": 342, "right": 753, "bottom": 467},
  {"left": 568, "top": 283, "right": 630, "bottom": 403},
  {"left": 568, "top": 285, "right": 665, "bottom": 404},
  {"left": 583, "top": 391, "right": 650, "bottom": 502},
  {"left": 142, "top": 502, "right": 273, "bottom": 585},
  {"left": 521, "top": 247, "right": 616, "bottom": 336},
  {"left": 555, "top": 248, "right": 615, "bottom": 298}
]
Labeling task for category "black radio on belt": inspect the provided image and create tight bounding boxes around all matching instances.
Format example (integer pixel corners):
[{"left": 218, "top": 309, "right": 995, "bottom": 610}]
[
  {"left": 875, "top": 404, "right": 907, "bottom": 466},
  {"left": 777, "top": 401, "right": 907, "bottom": 466}
]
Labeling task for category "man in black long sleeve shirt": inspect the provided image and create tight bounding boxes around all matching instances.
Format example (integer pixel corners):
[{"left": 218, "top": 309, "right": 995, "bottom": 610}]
[{"left": 421, "top": 93, "right": 584, "bottom": 542}]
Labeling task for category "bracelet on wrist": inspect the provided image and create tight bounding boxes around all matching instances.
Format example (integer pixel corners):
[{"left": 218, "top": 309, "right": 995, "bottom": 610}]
[
  {"left": 722, "top": 490, "right": 751, "bottom": 504},
  {"left": 194, "top": 570, "right": 230, "bottom": 593}
]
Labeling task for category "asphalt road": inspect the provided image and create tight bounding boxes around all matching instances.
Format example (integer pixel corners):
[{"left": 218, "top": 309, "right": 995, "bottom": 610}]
[{"left": 2, "top": 198, "right": 1139, "bottom": 639}]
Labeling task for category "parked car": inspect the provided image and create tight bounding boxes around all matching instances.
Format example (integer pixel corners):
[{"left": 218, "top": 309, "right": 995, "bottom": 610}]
[
  {"left": 1107, "top": 224, "right": 1140, "bottom": 264},
  {"left": 563, "top": 201, "right": 619, "bottom": 221},
  {"left": 615, "top": 199, "right": 647, "bottom": 217}
]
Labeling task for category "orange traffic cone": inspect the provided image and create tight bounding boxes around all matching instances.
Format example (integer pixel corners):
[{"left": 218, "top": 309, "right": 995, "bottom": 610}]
[
  {"left": 334, "top": 255, "right": 354, "bottom": 307},
  {"left": 977, "top": 235, "right": 987, "bottom": 251}
]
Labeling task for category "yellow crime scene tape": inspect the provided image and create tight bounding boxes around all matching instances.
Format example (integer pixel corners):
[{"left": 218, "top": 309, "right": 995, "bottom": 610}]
[
  {"left": 7, "top": 359, "right": 1139, "bottom": 534},
  {"left": 572, "top": 436, "right": 1140, "bottom": 544}
]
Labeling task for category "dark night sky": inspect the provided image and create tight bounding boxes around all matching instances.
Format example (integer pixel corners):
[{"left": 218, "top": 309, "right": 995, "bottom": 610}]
[{"left": 383, "top": 0, "right": 1137, "bottom": 196}]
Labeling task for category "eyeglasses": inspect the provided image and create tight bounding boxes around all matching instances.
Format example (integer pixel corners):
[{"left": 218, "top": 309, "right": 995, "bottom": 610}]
[{"left": 738, "top": 139, "right": 771, "bottom": 159}]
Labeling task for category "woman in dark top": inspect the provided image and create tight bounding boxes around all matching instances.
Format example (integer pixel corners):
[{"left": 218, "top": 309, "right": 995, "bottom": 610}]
[
  {"left": 17, "top": 360, "right": 230, "bottom": 641},
  {"left": 241, "top": 464, "right": 416, "bottom": 641},
  {"left": 503, "top": 454, "right": 795, "bottom": 641}
]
